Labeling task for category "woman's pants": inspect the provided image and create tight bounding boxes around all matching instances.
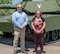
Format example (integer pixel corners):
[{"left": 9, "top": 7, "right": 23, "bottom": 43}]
[{"left": 33, "top": 33, "right": 44, "bottom": 52}]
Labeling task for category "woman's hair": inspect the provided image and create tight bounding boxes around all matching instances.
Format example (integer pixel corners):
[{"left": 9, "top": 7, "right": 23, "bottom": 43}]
[{"left": 34, "top": 10, "right": 42, "bottom": 17}]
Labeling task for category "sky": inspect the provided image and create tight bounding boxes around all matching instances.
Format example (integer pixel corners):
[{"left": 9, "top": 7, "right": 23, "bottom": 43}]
[
  {"left": 12, "top": 0, "right": 44, "bottom": 4},
  {"left": 12, "top": 0, "right": 22, "bottom": 4}
]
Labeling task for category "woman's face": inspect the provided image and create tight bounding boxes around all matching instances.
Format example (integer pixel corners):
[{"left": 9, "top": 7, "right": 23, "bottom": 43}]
[{"left": 36, "top": 11, "right": 41, "bottom": 18}]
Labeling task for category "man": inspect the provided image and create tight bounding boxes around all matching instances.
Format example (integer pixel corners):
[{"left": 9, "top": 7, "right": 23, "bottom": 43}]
[{"left": 12, "top": 4, "right": 28, "bottom": 54}]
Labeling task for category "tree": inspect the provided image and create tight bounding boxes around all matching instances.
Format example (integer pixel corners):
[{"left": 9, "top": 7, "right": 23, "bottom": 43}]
[
  {"left": 0, "top": 0, "right": 11, "bottom": 4},
  {"left": 0, "top": 0, "right": 2, "bottom": 4},
  {"left": 23, "top": 0, "right": 32, "bottom": 1}
]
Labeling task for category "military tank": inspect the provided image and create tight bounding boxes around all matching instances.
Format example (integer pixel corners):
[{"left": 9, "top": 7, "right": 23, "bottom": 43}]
[{"left": 0, "top": 0, "right": 60, "bottom": 43}]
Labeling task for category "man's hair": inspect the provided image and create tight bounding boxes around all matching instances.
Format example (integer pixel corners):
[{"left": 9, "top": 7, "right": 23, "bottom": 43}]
[{"left": 17, "top": 4, "right": 22, "bottom": 7}]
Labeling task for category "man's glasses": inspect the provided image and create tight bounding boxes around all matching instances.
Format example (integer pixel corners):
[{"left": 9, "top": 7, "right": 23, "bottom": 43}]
[{"left": 17, "top": 7, "right": 22, "bottom": 8}]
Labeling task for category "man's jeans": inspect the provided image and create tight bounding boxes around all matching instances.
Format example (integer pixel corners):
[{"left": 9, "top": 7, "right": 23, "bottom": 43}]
[{"left": 13, "top": 27, "right": 25, "bottom": 52}]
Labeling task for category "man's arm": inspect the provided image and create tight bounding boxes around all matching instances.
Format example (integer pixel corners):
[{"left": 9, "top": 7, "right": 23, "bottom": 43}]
[
  {"left": 12, "top": 13, "right": 20, "bottom": 28},
  {"left": 22, "top": 14, "right": 28, "bottom": 27}
]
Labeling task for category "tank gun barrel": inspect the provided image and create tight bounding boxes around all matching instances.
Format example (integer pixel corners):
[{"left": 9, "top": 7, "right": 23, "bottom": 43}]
[
  {"left": 0, "top": 1, "right": 60, "bottom": 13},
  {"left": 0, "top": 4, "right": 16, "bottom": 9}
]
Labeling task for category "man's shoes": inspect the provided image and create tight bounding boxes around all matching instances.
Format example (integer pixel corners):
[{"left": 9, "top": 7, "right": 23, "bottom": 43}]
[
  {"left": 13, "top": 51, "right": 16, "bottom": 54},
  {"left": 33, "top": 52, "right": 37, "bottom": 54},
  {"left": 33, "top": 51, "right": 37, "bottom": 54}
]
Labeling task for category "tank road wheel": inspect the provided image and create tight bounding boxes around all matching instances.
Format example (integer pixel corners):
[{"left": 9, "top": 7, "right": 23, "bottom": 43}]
[
  {"left": 44, "top": 32, "right": 49, "bottom": 43},
  {"left": 25, "top": 28, "right": 33, "bottom": 41},
  {"left": 51, "top": 30, "right": 58, "bottom": 41},
  {"left": 58, "top": 30, "right": 60, "bottom": 38},
  {"left": 3, "top": 32, "right": 12, "bottom": 38}
]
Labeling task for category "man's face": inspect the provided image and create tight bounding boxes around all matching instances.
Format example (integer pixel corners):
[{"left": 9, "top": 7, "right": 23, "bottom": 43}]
[{"left": 17, "top": 4, "right": 22, "bottom": 12}]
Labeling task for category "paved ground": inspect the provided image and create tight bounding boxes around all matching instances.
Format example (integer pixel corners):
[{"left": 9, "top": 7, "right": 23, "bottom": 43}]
[{"left": 0, "top": 36, "right": 60, "bottom": 54}]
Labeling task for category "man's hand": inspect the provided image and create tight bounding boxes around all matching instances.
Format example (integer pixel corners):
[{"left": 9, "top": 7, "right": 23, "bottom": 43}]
[{"left": 20, "top": 25, "right": 24, "bottom": 29}]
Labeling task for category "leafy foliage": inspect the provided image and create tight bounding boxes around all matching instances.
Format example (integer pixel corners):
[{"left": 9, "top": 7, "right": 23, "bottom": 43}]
[
  {"left": 0, "top": 0, "right": 11, "bottom": 4},
  {"left": 23, "top": 0, "right": 32, "bottom": 1},
  {"left": 0, "top": 0, "right": 2, "bottom": 4}
]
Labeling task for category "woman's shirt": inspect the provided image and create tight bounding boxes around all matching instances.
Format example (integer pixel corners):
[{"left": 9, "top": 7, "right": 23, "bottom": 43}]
[{"left": 32, "top": 17, "right": 45, "bottom": 34}]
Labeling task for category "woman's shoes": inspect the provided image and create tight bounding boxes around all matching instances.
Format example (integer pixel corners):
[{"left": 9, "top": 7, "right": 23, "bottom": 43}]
[
  {"left": 21, "top": 50, "right": 25, "bottom": 53},
  {"left": 42, "top": 51, "right": 46, "bottom": 53},
  {"left": 41, "top": 51, "right": 46, "bottom": 54}
]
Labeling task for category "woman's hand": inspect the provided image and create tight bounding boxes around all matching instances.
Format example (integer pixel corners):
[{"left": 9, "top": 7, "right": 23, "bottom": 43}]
[
  {"left": 34, "top": 29, "right": 44, "bottom": 34},
  {"left": 34, "top": 30, "right": 41, "bottom": 34}
]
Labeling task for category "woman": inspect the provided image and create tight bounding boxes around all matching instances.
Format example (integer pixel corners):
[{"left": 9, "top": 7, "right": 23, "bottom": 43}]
[{"left": 31, "top": 10, "right": 46, "bottom": 54}]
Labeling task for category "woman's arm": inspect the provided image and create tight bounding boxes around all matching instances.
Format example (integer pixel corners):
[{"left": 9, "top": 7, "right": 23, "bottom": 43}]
[
  {"left": 31, "top": 22, "right": 41, "bottom": 34},
  {"left": 31, "top": 22, "right": 36, "bottom": 31},
  {"left": 40, "top": 22, "right": 46, "bottom": 33}
]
